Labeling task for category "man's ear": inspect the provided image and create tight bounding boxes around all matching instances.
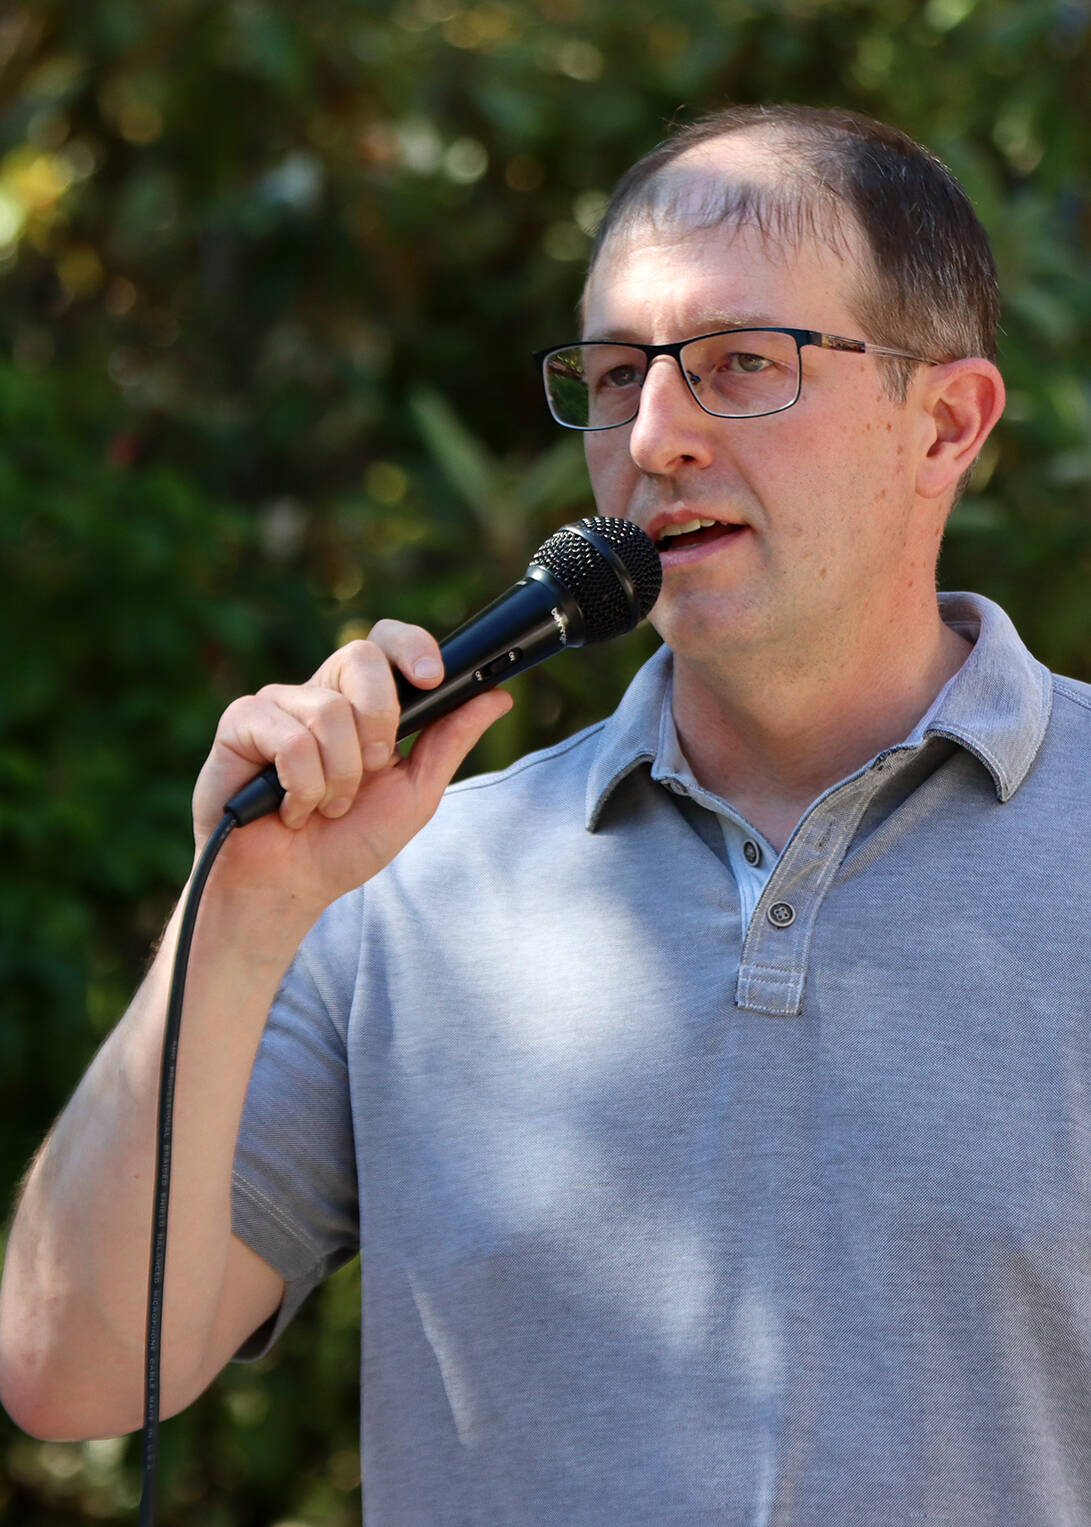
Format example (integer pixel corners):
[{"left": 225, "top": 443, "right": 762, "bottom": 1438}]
[{"left": 914, "top": 358, "right": 1005, "bottom": 501}]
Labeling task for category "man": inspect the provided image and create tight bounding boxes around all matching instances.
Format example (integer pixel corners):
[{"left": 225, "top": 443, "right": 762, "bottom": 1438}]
[{"left": 3, "top": 105, "right": 1089, "bottom": 1524}]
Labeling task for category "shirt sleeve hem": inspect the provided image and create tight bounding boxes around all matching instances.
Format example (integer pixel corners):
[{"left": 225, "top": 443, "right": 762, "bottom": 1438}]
[{"left": 230, "top": 1170, "right": 327, "bottom": 1361}]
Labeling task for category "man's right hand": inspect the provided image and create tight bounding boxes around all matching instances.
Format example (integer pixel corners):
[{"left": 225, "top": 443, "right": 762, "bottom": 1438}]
[{"left": 192, "top": 620, "right": 512, "bottom": 925}]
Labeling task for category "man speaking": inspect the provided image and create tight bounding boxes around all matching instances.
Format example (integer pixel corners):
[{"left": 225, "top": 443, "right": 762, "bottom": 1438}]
[{"left": 4, "top": 104, "right": 1090, "bottom": 1525}]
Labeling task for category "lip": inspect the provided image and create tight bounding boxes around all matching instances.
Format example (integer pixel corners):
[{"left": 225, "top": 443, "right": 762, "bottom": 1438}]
[
  {"left": 645, "top": 508, "right": 749, "bottom": 541},
  {"left": 643, "top": 510, "right": 752, "bottom": 565}
]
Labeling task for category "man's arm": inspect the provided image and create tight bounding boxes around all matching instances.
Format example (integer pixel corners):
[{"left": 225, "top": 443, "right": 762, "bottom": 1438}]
[{"left": 0, "top": 624, "right": 511, "bottom": 1440}]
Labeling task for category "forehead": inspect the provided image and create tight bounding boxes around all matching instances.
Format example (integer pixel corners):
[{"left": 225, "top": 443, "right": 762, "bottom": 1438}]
[
  {"left": 583, "top": 218, "right": 863, "bottom": 341},
  {"left": 583, "top": 136, "right": 868, "bottom": 338}
]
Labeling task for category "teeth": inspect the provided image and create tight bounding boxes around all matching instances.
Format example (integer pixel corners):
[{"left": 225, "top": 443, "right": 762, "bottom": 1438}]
[{"left": 659, "top": 518, "right": 716, "bottom": 538}]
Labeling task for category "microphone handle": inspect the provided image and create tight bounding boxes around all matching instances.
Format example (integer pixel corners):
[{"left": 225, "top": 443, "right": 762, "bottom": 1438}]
[
  {"left": 224, "top": 569, "right": 576, "bottom": 827},
  {"left": 394, "top": 568, "right": 576, "bottom": 738}
]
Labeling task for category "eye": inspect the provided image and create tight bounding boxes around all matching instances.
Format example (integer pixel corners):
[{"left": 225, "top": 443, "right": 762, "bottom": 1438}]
[
  {"left": 597, "top": 362, "right": 642, "bottom": 391},
  {"left": 728, "top": 351, "right": 772, "bottom": 374}
]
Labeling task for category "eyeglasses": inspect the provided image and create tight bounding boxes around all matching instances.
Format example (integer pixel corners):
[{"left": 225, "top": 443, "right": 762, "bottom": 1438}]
[{"left": 534, "top": 327, "right": 940, "bottom": 431}]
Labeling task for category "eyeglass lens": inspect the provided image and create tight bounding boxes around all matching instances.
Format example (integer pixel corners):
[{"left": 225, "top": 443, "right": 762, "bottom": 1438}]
[{"left": 543, "top": 330, "right": 802, "bottom": 428}]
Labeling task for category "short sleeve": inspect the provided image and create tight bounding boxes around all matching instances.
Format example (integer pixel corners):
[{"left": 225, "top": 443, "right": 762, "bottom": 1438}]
[{"left": 231, "top": 897, "right": 362, "bottom": 1358}]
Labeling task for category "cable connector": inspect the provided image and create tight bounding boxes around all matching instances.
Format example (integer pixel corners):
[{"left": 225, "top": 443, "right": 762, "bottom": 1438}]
[{"left": 223, "top": 765, "right": 285, "bottom": 826}]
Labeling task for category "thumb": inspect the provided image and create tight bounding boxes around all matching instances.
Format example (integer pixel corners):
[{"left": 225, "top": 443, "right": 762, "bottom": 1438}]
[{"left": 403, "top": 688, "right": 514, "bottom": 801}]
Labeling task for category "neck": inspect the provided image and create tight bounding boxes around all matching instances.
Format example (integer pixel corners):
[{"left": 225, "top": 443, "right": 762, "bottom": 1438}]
[{"left": 671, "top": 603, "right": 972, "bottom": 852}]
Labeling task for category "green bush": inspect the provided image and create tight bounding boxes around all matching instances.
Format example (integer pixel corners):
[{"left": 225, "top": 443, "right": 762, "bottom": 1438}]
[{"left": 2, "top": 0, "right": 1088, "bottom": 1519}]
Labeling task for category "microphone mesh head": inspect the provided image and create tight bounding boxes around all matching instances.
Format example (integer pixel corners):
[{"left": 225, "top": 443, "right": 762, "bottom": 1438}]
[{"left": 530, "top": 516, "right": 662, "bottom": 643}]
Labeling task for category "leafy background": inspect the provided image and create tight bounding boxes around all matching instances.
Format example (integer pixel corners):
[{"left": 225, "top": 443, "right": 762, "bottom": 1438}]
[{"left": 2, "top": 0, "right": 1089, "bottom": 1520}]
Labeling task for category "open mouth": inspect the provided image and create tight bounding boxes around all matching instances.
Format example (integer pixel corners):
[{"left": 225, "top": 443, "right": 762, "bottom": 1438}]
[{"left": 655, "top": 520, "right": 744, "bottom": 553}]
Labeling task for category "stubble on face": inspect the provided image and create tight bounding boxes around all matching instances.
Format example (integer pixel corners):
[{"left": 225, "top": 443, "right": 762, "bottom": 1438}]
[{"left": 580, "top": 139, "right": 936, "bottom": 692}]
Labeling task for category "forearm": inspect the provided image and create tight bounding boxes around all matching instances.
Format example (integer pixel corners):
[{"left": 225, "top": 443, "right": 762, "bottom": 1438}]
[{"left": 0, "top": 871, "right": 309, "bottom": 1439}]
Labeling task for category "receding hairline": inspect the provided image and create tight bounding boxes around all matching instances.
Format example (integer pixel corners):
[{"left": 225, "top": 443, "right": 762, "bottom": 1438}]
[{"left": 582, "top": 128, "right": 871, "bottom": 319}]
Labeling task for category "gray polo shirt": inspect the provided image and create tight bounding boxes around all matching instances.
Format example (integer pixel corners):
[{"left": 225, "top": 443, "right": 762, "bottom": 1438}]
[{"left": 233, "top": 592, "right": 1091, "bottom": 1526}]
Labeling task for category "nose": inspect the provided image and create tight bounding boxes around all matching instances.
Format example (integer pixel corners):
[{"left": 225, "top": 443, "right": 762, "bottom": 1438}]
[{"left": 627, "top": 354, "right": 717, "bottom": 476}]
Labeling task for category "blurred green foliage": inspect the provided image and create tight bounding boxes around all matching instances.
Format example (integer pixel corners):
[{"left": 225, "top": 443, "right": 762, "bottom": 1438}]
[{"left": 1, "top": 0, "right": 1089, "bottom": 1520}]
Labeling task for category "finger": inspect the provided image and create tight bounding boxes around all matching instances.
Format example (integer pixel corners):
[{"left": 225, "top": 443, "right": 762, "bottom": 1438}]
[
  {"left": 365, "top": 619, "right": 445, "bottom": 689},
  {"left": 216, "top": 692, "right": 329, "bottom": 830},
  {"left": 307, "top": 639, "right": 407, "bottom": 772},
  {"left": 255, "top": 684, "right": 365, "bottom": 820}
]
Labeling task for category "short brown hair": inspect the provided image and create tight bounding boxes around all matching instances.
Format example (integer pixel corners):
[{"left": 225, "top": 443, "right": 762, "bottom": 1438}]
[{"left": 589, "top": 105, "right": 999, "bottom": 401}]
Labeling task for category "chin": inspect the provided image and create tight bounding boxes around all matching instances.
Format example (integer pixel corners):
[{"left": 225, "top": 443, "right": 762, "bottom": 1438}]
[{"left": 655, "top": 593, "right": 787, "bottom": 675}]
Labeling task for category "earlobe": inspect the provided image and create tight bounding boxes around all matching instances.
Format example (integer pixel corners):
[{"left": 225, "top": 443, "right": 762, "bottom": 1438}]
[{"left": 915, "top": 359, "right": 1005, "bottom": 501}]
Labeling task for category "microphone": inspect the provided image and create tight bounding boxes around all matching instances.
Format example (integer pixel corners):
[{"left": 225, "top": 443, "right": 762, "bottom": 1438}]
[{"left": 224, "top": 516, "right": 662, "bottom": 826}]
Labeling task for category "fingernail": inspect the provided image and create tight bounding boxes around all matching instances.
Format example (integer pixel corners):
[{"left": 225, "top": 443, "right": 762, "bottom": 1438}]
[
  {"left": 413, "top": 657, "right": 442, "bottom": 682},
  {"left": 324, "top": 797, "right": 351, "bottom": 818},
  {"left": 364, "top": 742, "right": 390, "bottom": 770}
]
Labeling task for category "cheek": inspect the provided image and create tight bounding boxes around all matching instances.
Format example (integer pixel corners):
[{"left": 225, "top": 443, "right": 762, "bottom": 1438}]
[
  {"left": 798, "top": 395, "right": 908, "bottom": 507},
  {"left": 584, "top": 434, "right": 633, "bottom": 505}
]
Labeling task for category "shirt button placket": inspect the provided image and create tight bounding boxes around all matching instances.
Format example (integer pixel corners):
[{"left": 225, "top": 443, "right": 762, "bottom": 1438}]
[{"left": 736, "top": 777, "right": 875, "bottom": 1016}]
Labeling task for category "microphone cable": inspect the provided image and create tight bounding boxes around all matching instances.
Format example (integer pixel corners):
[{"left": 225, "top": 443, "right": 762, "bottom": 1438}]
[
  {"left": 138, "top": 808, "right": 236, "bottom": 1527},
  {"left": 140, "top": 758, "right": 290, "bottom": 1523}
]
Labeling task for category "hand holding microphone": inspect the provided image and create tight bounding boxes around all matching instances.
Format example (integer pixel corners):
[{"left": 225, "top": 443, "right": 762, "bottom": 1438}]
[{"left": 221, "top": 516, "right": 662, "bottom": 828}]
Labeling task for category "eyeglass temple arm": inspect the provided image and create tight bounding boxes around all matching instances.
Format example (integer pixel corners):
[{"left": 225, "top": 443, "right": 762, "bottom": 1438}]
[{"left": 815, "top": 332, "right": 938, "bottom": 365}]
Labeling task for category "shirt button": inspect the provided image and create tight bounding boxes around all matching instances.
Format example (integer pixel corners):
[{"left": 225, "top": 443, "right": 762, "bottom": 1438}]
[
  {"left": 767, "top": 901, "right": 796, "bottom": 928},
  {"left": 743, "top": 840, "right": 762, "bottom": 866}
]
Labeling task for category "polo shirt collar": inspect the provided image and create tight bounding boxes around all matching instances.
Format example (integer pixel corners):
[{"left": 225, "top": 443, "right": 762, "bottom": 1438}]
[
  {"left": 913, "top": 592, "right": 1053, "bottom": 802},
  {"left": 585, "top": 592, "right": 1053, "bottom": 831}
]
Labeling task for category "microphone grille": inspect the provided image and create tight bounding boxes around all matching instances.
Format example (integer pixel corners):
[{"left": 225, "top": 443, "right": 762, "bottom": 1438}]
[{"left": 530, "top": 516, "right": 662, "bottom": 643}]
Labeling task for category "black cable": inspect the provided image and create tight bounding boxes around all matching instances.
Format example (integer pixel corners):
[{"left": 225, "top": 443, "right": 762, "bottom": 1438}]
[{"left": 139, "top": 810, "right": 237, "bottom": 1526}]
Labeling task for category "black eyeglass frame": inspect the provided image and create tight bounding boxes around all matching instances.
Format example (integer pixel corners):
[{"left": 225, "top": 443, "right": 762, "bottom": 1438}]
[{"left": 533, "top": 327, "right": 941, "bottom": 431}]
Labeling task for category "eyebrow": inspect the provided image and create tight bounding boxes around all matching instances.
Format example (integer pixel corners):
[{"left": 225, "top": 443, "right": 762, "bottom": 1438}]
[{"left": 581, "top": 311, "right": 788, "bottom": 343}]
